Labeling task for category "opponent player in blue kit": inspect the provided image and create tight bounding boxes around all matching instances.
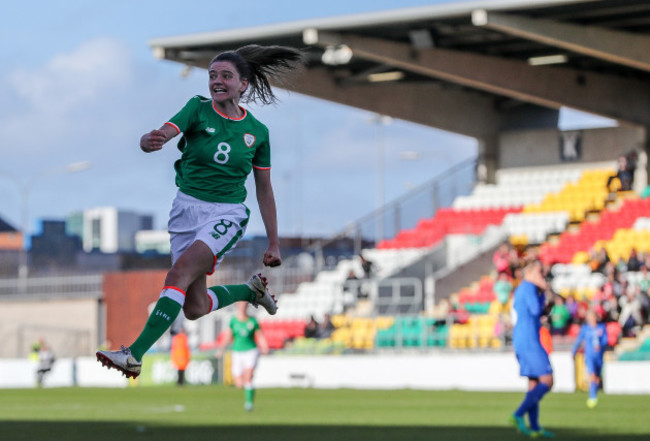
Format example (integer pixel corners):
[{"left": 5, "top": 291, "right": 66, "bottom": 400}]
[
  {"left": 572, "top": 309, "right": 608, "bottom": 408},
  {"left": 510, "top": 261, "right": 555, "bottom": 438}
]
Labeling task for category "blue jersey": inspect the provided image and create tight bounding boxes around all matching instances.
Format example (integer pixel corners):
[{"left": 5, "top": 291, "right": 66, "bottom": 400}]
[
  {"left": 572, "top": 323, "right": 607, "bottom": 361},
  {"left": 512, "top": 280, "right": 552, "bottom": 377},
  {"left": 512, "top": 281, "right": 546, "bottom": 353}
]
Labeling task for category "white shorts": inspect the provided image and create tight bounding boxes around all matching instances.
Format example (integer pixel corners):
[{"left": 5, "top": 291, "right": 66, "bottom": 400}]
[
  {"left": 231, "top": 348, "right": 260, "bottom": 377},
  {"left": 168, "top": 191, "right": 250, "bottom": 274}
]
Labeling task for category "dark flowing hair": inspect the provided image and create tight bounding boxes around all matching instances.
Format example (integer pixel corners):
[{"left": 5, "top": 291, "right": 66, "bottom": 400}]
[{"left": 210, "top": 45, "right": 307, "bottom": 105}]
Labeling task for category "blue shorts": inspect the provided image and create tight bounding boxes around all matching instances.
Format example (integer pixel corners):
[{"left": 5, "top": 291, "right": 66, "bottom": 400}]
[
  {"left": 516, "top": 347, "right": 553, "bottom": 378},
  {"left": 585, "top": 356, "right": 603, "bottom": 377}
]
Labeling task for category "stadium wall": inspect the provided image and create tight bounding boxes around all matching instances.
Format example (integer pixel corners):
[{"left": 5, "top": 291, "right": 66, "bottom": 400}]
[
  {"left": 1, "top": 354, "right": 649, "bottom": 393},
  {"left": 103, "top": 270, "right": 167, "bottom": 351},
  {"left": 499, "top": 126, "right": 644, "bottom": 169},
  {"left": 0, "top": 298, "right": 99, "bottom": 358}
]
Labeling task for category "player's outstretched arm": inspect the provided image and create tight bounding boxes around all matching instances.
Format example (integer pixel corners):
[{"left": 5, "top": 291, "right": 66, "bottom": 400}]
[{"left": 140, "top": 124, "right": 178, "bottom": 153}]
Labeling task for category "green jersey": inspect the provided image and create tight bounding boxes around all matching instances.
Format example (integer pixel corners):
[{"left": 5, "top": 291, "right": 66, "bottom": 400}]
[
  {"left": 166, "top": 96, "right": 271, "bottom": 203},
  {"left": 229, "top": 316, "right": 260, "bottom": 352}
]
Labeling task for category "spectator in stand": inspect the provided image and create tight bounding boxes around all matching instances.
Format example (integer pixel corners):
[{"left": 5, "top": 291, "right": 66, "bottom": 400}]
[
  {"left": 494, "top": 272, "right": 513, "bottom": 312},
  {"left": 589, "top": 248, "right": 611, "bottom": 274},
  {"left": 509, "top": 247, "right": 523, "bottom": 278},
  {"left": 170, "top": 327, "right": 191, "bottom": 386},
  {"left": 568, "top": 294, "right": 587, "bottom": 325},
  {"left": 550, "top": 295, "right": 571, "bottom": 335},
  {"left": 565, "top": 294, "right": 579, "bottom": 323},
  {"left": 493, "top": 243, "right": 511, "bottom": 276},
  {"left": 304, "top": 315, "right": 320, "bottom": 339},
  {"left": 607, "top": 155, "right": 633, "bottom": 192},
  {"left": 627, "top": 248, "right": 642, "bottom": 272},
  {"left": 319, "top": 313, "right": 335, "bottom": 339},
  {"left": 615, "top": 257, "right": 628, "bottom": 274},
  {"left": 619, "top": 287, "right": 644, "bottom": 337},
  {"left": 603, "top": 295, "right": 620, "bottom": 323},
  {"left": 360, "top": 253, "right": 375, "bottom": 279},
  {"left": 343, "top": 270, "right": 361, "bottom": 299},
  {"left": 572, "top": 309, "right": 608, "bottom": 408}
]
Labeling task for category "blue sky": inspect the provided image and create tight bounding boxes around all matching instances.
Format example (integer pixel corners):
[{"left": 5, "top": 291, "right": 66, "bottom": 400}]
[{"left": 0, "top": 0, "right": 614, "bottom": 239}]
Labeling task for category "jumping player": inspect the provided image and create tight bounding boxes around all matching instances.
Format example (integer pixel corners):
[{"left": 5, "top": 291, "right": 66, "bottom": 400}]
[
  {"left": 96, "top": 45, "right": 306, "bottom": 379},
  {"left": 572, "top": 309, "right": 608, "bottom": 408},
  {"left": 510, "top": 261, "right": 555, "bottom": 438},
  {"left": 217, "top": 301, "right": 269, "bottom": 411}
]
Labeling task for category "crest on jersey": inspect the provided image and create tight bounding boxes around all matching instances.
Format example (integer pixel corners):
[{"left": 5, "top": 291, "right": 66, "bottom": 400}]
[{"left": 243, "top": 133, "right": 256, "bottom": 148}]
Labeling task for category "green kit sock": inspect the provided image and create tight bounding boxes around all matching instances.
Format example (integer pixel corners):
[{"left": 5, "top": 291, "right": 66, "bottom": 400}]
[
  {"left": 244, "top": 386, "right": 255, "bottom": 404},
  {"left": 208, "top": 284, "right": 255, "bottom": 310},
  {"left": 129, "top": 296, "right": 182, "bottom": 361}
]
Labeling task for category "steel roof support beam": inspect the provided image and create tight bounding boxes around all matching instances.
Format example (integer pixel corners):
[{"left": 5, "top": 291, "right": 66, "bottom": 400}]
[
  {"left": 471, "top": 10, "right": 650, "bottom": 73},
  {"left": 307, "top": 30, "right": 650, "bottom": 126},
  {"left": 288, "top": 67, "right": 502, "bottom": 139}
]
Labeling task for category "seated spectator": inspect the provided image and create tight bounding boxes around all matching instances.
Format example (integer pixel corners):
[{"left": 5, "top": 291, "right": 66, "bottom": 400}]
[
  {"left": 627, "top": 248, "right": 642, "bottom": 272},
  {"left": 319, "top": 313, "right": 335, "bottom": 338},
  {"left": 607, "top": 155, "right": 633, "bottom": 192},
  {"left": 508, "top": 247, "right": 522, "bottom": 277},
  {"left": 619, "top": 287, "right": 644, "bottom": 336},
  {"left": 615, "top": 257, "right": 628, "bottom": 274},
  {"left": 493, "top": 243, "right": 511, "bottom": 275},
  {"left": 589, "top": 247, "right": 612, "bottom": 274},
  {"left": 603, "top": 296, "right": 620, "bottom": 323},
  {"left": 565, "top": 294, "right": 579, "bottom": 322},
  {"left": 550, "top": 295, "right": 571, "bottom": 335},
  {"left": 344, "top": 270, "right": 361, "bottom": 298},
  {"left": 304, "top": 316, "right": 320, "bottom": 339},
  {"left": 493, "top": 272, "right": 513, "bottom": 311}
]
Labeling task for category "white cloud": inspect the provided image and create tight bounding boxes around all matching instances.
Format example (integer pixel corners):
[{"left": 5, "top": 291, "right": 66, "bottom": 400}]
[{"left": 7, "top": 37, "right": 131, "bottom": 115}]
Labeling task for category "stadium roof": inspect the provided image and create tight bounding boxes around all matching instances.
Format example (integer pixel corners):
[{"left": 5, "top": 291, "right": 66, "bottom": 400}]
[{"left": 149, "top": 0, "right": 650, "bottom": 140}]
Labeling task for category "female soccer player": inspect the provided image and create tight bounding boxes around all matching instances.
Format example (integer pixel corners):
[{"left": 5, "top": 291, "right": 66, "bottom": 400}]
[
  {"left": 510, "top": 261, "right": 555, "bottom": 438},
  {"left": 218, "top": 301, "right": 269, "bottom": 411},
  {"left": 96, "top": 45, "right": 305, "bottom": 379},
  {"left": 572, "top": 309, "right": 608, "bottom": 408}
]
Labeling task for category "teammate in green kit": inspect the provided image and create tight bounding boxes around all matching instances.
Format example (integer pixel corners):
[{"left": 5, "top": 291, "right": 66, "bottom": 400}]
[
  {"left": 217, "top": 301, "right": 269, "bottom": 411},
  {"left": 96, "top": 45, "right": 306, "bottom": 379}
]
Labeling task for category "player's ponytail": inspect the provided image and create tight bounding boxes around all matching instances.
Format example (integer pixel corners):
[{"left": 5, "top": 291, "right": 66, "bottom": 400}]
[{"left": 211, "top": 45, "right": 307, "bottom": 105}]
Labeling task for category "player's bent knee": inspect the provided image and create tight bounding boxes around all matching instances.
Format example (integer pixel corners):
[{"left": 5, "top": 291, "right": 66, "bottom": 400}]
[{"left": 183, "top": 304, "right": 204, "bottom": 321}]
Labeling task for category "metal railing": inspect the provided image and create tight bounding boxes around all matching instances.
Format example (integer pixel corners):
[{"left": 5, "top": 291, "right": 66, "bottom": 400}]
[
  {"left": 0, "top": 274, "right": 103, "bottom": 300},
  {"left": 265, "top": 158, "right": 476, "bottom": 288}
]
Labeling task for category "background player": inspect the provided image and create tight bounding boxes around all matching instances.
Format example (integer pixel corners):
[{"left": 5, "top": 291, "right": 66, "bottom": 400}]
[
  {"left": 97, "top": 45, "right": 305, "bottom": 378},
  {"left": 218, "top": 301, "right": 269, "bottom": 411},
  {"left": 572, "top": 309, "right": 608, "bottom": 408},
  {"left": 510, "top": 260, "right": 555, "bottom": 438}
]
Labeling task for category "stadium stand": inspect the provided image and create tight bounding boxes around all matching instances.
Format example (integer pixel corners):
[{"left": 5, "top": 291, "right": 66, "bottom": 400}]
[{"left": 201, "top": 162, "right": 649, "bottom": 357}]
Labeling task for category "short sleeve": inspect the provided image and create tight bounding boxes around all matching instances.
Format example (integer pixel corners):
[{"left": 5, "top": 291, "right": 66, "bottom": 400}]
[
  {"left": 252, "top": 317, "right": 261, "bottom": 332},
  {"left": 252, "top": 131, "right": 271, "bottom": 170},
  {"left": 166, "top": 96, "right": 202, "bottom": 134}
]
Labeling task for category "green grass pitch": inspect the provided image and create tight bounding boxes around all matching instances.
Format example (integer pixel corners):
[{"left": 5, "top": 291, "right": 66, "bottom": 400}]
[{"left": 1, "top": 386, "right": 648, "bottom": 441}]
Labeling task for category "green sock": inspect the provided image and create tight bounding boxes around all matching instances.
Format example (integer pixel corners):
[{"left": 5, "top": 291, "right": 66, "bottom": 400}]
[
  {"left": 244, "top": 386, "right": 255, "bottom": 404},
  {"left": 129, "top": 296, "right": 182, "bottom": 361},
  {"left": 209, "top": 284, "right": 255, "bottom": 310}
]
